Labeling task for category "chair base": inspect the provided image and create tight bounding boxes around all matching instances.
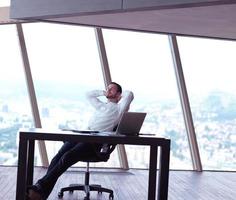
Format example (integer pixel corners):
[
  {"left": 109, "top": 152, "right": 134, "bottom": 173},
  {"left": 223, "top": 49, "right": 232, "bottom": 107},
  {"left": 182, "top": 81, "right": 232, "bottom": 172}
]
[{"left": 58, "top": 183, "right": 114, "bottom": 200}]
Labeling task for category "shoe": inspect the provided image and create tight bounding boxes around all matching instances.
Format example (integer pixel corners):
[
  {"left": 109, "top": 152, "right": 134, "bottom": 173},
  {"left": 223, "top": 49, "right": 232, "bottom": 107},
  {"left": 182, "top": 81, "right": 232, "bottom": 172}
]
[
  {"left": 27, "top": 189, "right": 44, "bottom": 200},
  {"left": 25, "top": 194, "right": 31, "bottom": 200},
  {"left": 26, "top": 185, "right": 45, "bottom": 200}
]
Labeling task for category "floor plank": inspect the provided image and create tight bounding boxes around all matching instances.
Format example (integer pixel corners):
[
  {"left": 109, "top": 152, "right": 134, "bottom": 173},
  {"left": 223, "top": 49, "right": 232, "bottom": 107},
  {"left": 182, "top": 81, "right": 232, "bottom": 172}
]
[{"left": 0, "top": 166, "right": 235, "bottom": 200}]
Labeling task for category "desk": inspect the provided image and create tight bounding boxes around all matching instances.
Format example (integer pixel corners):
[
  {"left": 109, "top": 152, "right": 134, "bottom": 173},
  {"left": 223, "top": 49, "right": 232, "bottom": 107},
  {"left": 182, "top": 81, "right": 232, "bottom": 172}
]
[{"left": 16, "top": 129, "right": 170, "bottom": 200}]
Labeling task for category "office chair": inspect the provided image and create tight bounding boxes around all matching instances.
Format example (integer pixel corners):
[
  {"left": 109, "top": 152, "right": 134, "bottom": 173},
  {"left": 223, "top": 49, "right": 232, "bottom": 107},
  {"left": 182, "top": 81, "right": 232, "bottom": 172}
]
[
  {"left": 58, "top": 91, "right": 134, "bottom": 200},
  {"left": 58, "top": 143, "right": 116, "bottom": 200}
]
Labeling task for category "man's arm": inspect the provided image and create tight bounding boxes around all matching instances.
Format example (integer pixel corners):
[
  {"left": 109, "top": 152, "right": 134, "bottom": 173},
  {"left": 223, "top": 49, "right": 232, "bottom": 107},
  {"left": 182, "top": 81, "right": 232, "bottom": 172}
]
[
  {"left": 86, "top": 90, "right": 105, "bottom": 109},
  {"left": 118, "top": 90, "right": 134, "bottom": 114}
]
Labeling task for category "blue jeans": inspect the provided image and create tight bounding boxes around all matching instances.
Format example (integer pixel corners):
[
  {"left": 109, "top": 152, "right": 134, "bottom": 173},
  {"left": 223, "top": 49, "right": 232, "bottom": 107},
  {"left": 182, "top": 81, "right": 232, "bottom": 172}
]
[{"left": 36, "top": 141, "right": 102, "bottom": 199}]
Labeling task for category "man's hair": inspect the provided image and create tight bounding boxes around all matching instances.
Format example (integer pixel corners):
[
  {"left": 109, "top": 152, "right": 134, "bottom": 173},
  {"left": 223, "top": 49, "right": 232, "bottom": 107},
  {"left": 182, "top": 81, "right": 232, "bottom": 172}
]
[{"left": 110, "top": 82, "right": 122, "bottom": 94}]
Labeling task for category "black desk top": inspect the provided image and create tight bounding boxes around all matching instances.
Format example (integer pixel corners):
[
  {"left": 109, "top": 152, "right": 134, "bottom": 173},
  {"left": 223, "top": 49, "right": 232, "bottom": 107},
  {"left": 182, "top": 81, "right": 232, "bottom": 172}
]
[{"left": 19, "top": 128, "right": 170, "bottom": 146}]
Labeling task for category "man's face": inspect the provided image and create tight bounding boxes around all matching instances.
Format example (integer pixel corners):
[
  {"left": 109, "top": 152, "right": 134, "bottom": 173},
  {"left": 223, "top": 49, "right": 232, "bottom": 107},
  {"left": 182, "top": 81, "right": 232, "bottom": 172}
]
[{"left": 106, "top": 84, "right": 120, "bottom": 99}]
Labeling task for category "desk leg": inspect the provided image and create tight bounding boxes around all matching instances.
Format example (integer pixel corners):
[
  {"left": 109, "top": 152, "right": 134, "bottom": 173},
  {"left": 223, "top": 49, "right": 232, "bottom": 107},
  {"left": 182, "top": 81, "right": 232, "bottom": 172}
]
[
  {"left": 16, "top": 135, "right": 28, "bottom": 200},
  {"left": 157, "top": 141, "right": 170, "bottom": 200},
  {"left": 27, "top": 140, "right": 35, "bottom": 186},
  {"left": 148, "top": 145, "right": 158, "bottom": 200}
]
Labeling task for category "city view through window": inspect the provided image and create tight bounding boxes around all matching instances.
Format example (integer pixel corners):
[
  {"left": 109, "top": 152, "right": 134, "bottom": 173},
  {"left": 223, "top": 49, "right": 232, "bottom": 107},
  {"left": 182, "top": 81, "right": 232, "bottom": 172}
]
[
  {"left": 0, "top": 23, "right": 235, "bottom": 170},
  {"left": 178, "top": 37, "right": 236, "bottom": 170}
]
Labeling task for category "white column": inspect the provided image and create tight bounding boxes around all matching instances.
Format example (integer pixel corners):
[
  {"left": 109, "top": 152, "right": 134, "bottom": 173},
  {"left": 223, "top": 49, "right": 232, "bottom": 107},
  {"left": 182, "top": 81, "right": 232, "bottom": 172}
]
[
  {"left": 94, "top": 27, "right": 129, "bottom": 169},
  {"left": 168, "top": 34, "right": 202, "bottom": 171},
  {"left": 16, "top": 23, "right": 49, "bottom": 167}
]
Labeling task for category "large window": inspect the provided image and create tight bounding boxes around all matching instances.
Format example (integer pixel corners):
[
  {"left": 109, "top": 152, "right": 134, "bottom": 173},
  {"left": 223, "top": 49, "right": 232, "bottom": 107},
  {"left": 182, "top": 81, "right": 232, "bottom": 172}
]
[
  {"left": 178, "top": 36, "right": 236, "bottom": 170},
  {"left": 1, "top": 21, "right": 235, "bottom": 171},
  {"left": 23, "top": 23, "right": 106, "bottom": 165},
  {"left": 0, "top": 25, "right": 32, "bottom": 165},
  {"left": 103, "top": 29, "right": 192, "bottom": 169},
  {"left": 0, "top": 0, "right": 10, "bottom": 7}
]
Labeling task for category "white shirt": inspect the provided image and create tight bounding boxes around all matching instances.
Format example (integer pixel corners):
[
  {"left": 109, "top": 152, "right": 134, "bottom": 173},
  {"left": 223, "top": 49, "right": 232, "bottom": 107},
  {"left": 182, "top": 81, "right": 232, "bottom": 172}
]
[{"left": 86, "top": 90, "right": 134, "bottom": 132}]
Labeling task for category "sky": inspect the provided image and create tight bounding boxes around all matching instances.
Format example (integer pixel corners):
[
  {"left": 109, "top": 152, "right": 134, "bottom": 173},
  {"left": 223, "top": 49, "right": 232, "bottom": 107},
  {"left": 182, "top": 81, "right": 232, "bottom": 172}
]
[{"left": 1, "top": 21, "right": 236, "bottom": 98}]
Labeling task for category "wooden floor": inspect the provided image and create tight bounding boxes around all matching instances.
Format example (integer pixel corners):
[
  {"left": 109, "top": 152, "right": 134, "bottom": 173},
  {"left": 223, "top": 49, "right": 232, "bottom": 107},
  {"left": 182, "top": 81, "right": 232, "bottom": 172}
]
[{"left": 0, "top": 166, "right": 235, "bottom": 200}]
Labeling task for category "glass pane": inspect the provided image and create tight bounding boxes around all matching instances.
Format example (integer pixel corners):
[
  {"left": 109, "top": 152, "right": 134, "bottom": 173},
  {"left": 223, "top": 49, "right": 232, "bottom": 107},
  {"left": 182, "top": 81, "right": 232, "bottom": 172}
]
[
  {"left": 0, "top": 0, "right": 10, "bottom": 7},
  {"left": 103, "top": 29, "right": 192, "bottom": 169},
  {"left": 23, "top": 22, "right": 106, "bottom": 166},
  {"left": 178, "top": 36, "right": 236, "bottom": 170},
  {"left": 0, "top": 25, "right": 33, "bottom": 165}
]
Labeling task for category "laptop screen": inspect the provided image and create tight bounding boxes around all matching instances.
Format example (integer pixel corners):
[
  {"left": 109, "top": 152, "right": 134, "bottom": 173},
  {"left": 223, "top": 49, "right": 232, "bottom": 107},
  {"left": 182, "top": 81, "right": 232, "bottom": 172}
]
[{"left": 116, "top": 112, "right": 146, "bottom": 136}]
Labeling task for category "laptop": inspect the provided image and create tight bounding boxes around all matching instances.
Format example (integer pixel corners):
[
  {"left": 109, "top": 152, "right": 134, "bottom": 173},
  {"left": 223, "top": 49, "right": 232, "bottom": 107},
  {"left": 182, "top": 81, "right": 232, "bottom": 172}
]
[
  {"left": 61, "top": 112, "right": 146, "bottom": 136},
  {"left": 115, "top": 112, "right": 147, "bottom": 136}
]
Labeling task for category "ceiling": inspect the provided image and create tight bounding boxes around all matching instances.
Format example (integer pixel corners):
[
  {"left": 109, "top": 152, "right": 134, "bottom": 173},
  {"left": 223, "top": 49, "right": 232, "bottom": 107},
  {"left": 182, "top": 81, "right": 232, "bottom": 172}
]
[
  {"left": 2, "top": 2, "right": 236, "bottom": 40},
  {"left": 43, "top": 3, "right": 236, "bottom": 40}
]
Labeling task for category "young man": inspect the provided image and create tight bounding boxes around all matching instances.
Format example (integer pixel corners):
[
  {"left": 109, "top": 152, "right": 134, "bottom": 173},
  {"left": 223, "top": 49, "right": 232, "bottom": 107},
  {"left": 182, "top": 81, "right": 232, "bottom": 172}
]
[{"left": 27, "top": 82, "right": 134, "bottom": 200}]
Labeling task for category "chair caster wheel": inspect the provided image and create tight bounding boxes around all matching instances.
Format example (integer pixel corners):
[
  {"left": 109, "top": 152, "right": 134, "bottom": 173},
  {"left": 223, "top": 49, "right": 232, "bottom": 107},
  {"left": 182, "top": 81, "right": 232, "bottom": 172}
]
[
  {"left": 58, "top": 191, "right": 63, "bottom": 198},
  {"left": 69, "top": 190, "right": 73, "bottom": 193},
  {"left": 109, "top": 193, "right": 114, "bottom": 199}
]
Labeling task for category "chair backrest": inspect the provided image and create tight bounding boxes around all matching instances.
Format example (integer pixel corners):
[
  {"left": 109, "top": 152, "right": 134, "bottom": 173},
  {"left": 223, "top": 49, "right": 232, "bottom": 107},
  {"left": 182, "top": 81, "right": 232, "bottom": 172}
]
[{"left": 95, "top": 143, "right": 117, "bottom": 161}]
